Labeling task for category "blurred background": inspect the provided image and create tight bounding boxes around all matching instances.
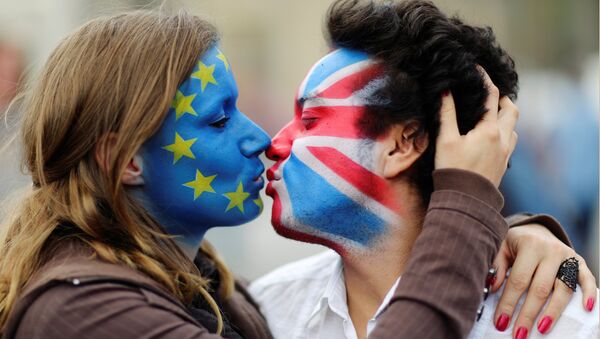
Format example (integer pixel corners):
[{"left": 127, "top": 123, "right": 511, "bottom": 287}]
[{"left": 0, "top": 0, "right": 597, "bottom": 281}]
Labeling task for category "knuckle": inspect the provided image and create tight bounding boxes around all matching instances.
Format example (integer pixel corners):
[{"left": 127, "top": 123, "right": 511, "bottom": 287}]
[
  {"left": 488, "top": 85, "right": 500, "bottom": 97},
  {"left": 486, "top": 127, "right": 501, "bottom": 141},
  {"left": 532, "top": 283, "right": 553, "bottom": 299},
  {"left": 509, "top": 273, "right": 530, "bottom": 292},
  {"left": 518, "top": 312, "right": 537, "bottom": 325}
]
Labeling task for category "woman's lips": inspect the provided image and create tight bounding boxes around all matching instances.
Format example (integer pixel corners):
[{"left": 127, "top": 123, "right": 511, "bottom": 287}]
[{"left": 265, "top": 181, "right": 276, "bottom": 197}]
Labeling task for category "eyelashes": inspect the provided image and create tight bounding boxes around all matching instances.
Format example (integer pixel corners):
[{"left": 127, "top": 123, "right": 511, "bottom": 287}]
[
  {"left": 209, "top": 116, "right": 230, "bottom": 128},
  {"left": 301, "top": 117, "right": 318, "bottom": 129}
]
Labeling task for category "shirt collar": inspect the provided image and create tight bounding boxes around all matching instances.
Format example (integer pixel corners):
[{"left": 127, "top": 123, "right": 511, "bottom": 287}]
[
  {"left": 306, "top": 255, "right": 402, "bottom": 325},
  {"left": 307, "top": 255, "right": 347, "bottom": 322}
]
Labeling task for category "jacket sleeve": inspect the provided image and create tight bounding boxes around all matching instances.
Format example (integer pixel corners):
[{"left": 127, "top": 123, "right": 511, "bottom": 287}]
[
  {"left": 369, "top": 169, "right": 508, "bottom": 339},
  {"left": 14, "top": 281, "right": 224, "bottom": 339}
]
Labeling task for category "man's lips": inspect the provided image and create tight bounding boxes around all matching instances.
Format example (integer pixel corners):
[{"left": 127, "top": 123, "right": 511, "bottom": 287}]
[
  {"left": 266, "top": 165, "right": 282, "bottom": 197},
  {"left": 266, "top": 167, "right": 281, "bottom": 181}
]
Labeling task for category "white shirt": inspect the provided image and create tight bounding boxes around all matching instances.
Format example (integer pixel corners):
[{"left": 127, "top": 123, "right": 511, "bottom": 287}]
[{"left": 249, "top": 250, "right": 599, "bottom": 339}]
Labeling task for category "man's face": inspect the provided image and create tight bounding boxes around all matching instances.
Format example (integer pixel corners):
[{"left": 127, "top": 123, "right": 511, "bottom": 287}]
[
  {"left": 266, "top": 48, "right": 400, "bottom": 254},
  {"left": 141, "top": 45, "right": 270, "bottom": 239}
]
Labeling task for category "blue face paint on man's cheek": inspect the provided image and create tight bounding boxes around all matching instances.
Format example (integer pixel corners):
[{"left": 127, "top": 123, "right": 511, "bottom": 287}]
[{"left": 139, "top": 45, "right": 270, "bottom": 242}]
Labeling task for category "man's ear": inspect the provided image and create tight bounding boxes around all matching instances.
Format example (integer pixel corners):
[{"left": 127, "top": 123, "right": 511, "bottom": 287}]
[
  {"left": 95, "top": 133, "right": 145, "bottom": 186},
  {"left": 381, "top": 121, "right": 429, "bottom": 179}
]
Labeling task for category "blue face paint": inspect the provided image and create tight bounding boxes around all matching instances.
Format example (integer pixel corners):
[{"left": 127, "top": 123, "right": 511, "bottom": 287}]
[{"left": 141, "top": 45, "right": 270, "bottom": 246}]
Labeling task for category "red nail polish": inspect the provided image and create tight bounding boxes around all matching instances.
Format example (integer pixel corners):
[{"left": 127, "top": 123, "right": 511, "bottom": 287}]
[
  {"left": 586, "top": 297, "right": 595, "bottom": 311},
  {"left": 515, "top": 327, "right": 528, "bottom": 339},
  {"left": 442, "top": 89, "right": 449, "bottom": 97},
  {"left": 538, "top": 316, "right": 552, "bottom": 334},
  {"left": 495, "top": 313, "right": 510, "bottom": 331},
  {"left": 490, "top": 275, "right": 497, "bottom": 287}
]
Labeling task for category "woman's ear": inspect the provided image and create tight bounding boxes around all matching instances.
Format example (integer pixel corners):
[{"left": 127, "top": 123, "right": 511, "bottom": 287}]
[
  {"left": 122, "top": 155, "right": 145, "bottom": 186},
  {"left": 95, "top": 133, "right": 145, "bottom": 186},
  {"left": 381, "top": 121, "right": 429, "bottom": 179}
]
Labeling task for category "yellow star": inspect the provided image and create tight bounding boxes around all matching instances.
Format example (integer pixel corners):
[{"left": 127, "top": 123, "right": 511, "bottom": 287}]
[
  {"left": 223, "top": 182, "right": 250, "bottom": 213},
  {"left": 216, "top": 50, "right": 230, "bottom": 72},
  {"left": 253, "top": 198, "right": 263, "bottom": 212},
  {"left": 183, "top": 169, "right": 216, "bottom": 200},
  {"left": 191, "top": 62, "right": 218, "bottom": 91},
  {"left": 171, "top": 91, "right": 198, "bottom": 121},
  {"left": 162, "top": 132, "right": 197, "bottom": 164}
]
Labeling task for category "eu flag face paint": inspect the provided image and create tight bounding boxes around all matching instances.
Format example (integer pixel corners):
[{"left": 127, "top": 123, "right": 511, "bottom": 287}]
[
  {"left": 266, "top": 48, "right": 401, "bottom": 254},
  {"left": 141, "top": 45, "right": 270, "bottom": 243}
]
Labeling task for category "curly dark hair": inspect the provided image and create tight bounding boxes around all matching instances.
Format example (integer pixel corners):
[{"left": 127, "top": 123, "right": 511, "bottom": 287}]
[{"left": 326, "top": 0, "right": 519, "bottom": 204}]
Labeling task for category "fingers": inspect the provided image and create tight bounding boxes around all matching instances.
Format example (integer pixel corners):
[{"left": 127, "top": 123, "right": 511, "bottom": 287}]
[
  {"left": 498, "top": 96, "right": 519, "bottom": 140},
  {"left": 438, "top": 91, "right": 459, "bottom": 139},
  {"left": 494, "top": 254, "right": 538, "bottom": 332},
  {"left": 535, "top": 277, "right": 574, "bottom": 335},
  {"left": 512, "top": 261, "right": 558, "bottom": 337},
  {"left": 491, "top": 241, "right": 511, "bottom": 293},
  {"left": 577, "top": 256, "right": 597, "bottom": 312},
  {"left": 508, "top": 131, "right": 518, "bottom": 157},
  {"left": 477, "top": 66, "right": 500, "bottom": 123}
]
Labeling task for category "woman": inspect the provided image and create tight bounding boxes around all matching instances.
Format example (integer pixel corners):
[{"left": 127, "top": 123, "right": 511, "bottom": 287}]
[{"left": 0, "top": 9, "right": 593, "bottom": 339}]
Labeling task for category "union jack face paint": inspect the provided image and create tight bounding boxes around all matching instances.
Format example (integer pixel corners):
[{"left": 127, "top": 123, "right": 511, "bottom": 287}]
[{"left": 266, "top": 48, "right": 402, "bottom": 254}]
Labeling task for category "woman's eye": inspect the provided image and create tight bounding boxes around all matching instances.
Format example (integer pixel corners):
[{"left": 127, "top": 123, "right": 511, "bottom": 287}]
[{"left": 210, "top": 116, "right": 230, "bottom": 128}]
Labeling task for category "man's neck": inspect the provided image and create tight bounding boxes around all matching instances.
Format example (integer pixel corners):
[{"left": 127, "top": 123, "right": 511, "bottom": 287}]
[{"left": 341, "top": 214, "right": 423, "bottom": 339}]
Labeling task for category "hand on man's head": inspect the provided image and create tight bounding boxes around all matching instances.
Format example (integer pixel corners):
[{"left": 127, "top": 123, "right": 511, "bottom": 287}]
[{"left": 434, "top": 68, "right": 519, "bottom": 187}]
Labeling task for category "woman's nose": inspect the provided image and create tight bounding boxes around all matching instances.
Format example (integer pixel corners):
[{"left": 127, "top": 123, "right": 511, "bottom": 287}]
[
  {"left": 239, "top": 116, "right": 271, "bottom": 158},
  {"left": 266, "top": 121, "right": 295, "bottom": 161}
]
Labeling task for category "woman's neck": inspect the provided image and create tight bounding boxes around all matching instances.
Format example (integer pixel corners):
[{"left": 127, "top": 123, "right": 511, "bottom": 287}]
[
  {"left": 130, "top": 187, "right": 209, "bottom": 261},
  {"left": 172, "top": 236, "right": 204, "bottom": 261}
]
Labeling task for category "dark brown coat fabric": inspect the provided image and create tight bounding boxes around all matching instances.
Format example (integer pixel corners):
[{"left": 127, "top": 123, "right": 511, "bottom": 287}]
[{"left": 1, "top": 169, "right": 569, "bottom": 339}]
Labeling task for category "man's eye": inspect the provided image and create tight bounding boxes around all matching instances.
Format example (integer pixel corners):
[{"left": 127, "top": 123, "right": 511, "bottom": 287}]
[
  {"left": 301, "top": 117, "right": 317, "bottom": 129},
  {"left": 210, "top": 116, "right": 230, "bottom": 128}
]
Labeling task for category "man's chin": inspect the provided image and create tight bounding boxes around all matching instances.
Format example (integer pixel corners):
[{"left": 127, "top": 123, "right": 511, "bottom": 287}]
[{"left": 270, "top": 220, "right": 348, "bottom": 256}]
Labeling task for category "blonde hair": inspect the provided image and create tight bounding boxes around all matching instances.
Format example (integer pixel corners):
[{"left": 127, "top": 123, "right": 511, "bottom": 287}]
[{"left": 0, "top": 10, "right": 234, "bottom": 334}]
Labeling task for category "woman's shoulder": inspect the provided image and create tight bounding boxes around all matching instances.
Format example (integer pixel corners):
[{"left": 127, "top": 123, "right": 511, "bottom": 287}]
[{"left": 4, "top": 240, "right": 208, "bottom": 339}]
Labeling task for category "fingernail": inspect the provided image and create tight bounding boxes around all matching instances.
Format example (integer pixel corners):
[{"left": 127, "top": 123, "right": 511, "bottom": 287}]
[
  {"left": 442, "top": 89, "right": 450, "bottom": 97},
  {"left": 495, "top": 313, "right": 510, "bottom": 331},
  {"left": 488, "top": 275, "right": 497, "bottom": 287},
  {"left": 538, "top": 316, "right": 553, "bottom": 334},
  {"left": 586, "top": 297, "right": 595, "bottom": 311},
  {"left": 515, "top": 327, "right": 528, "bottom": 339}
]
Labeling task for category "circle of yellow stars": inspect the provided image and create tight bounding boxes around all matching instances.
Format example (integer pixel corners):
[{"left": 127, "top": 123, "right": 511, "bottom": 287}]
[{"left": 161, "top": 50, "right": 261, "bottom": 213}]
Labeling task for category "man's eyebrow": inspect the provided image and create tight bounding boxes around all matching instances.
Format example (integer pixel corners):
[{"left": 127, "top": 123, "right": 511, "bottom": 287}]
[{"left": 298, "top": 95, "right": 322, "bottom": 107}]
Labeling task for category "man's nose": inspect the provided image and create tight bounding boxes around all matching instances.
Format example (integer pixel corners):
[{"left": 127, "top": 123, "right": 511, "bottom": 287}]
[{"left": 266, "top": 121, "right": 295, "bottom": 161}]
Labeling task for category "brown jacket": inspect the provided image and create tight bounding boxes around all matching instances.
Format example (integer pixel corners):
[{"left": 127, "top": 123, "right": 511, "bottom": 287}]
[{"left": 2, "top": 169, "right": 568, "bottom": 339}]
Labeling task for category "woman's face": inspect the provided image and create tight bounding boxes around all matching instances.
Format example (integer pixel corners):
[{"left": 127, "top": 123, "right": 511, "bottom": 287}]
[{"left": 140, "top": 45, "right": 270, "bottom": 237}]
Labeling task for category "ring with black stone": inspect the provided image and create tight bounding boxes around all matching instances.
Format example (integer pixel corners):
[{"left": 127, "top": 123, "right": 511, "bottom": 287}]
[{"left": 556, "top": 257, "right": 579, "bottom": 292}]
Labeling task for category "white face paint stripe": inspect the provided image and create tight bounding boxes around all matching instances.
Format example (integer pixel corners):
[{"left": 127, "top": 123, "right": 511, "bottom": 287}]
[
  {"left": 291, "top": 139, "right": 400, "bottom": 226},
  {"left": 308, "top": 59, "right": 378, "bottom": 98},
  {"left": 303, "top": 96, "right": 368, "bottom": 109},
  {"left": 272, "top": 168, "right": 366, "bottom": 250},
  {"left": 297, "top": 50, "right": 343, "bottom": 99},
  {"left": 292, "top": 136, "right": 377, "bottom": 172}
]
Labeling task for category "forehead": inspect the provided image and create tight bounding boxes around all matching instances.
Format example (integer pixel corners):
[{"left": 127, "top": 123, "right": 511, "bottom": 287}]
[{"left": 298, "top": 48, "right": 378, "bottom": 100}]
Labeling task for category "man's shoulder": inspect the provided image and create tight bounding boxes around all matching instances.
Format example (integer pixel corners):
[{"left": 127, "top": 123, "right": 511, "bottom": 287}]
[{"left": 250, "top": 249, "right": 339, "bottom": 292}]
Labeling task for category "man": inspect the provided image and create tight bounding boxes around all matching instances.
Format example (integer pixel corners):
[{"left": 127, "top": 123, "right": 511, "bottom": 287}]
[{"left": 249, "top": 1, "right": 598, "bottom": 338}]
